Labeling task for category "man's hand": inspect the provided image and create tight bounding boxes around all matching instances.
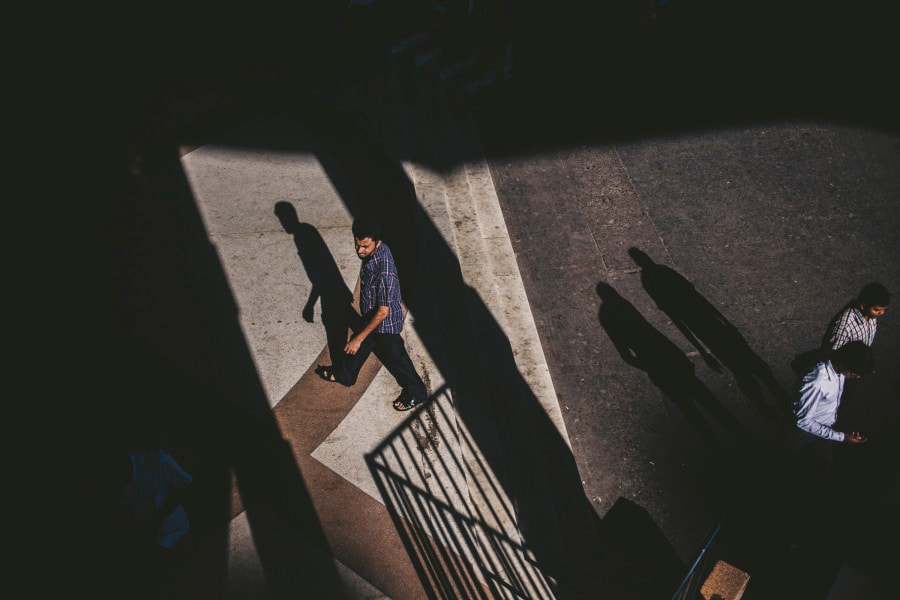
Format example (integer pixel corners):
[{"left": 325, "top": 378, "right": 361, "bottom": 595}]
[
  {"left": 843, "top": 431, "right": 868, "bottom": 445},
  {"left": 302, "top": 304, "right": 315, "bottom": 323},
  {"left": 345, "top": 336, "right": 364, "bottom": 355}
]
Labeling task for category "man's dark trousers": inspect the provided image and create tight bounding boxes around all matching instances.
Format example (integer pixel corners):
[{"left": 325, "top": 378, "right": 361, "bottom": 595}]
[{"left": 337, "top": 332, "right": 427, "bottom": 401}]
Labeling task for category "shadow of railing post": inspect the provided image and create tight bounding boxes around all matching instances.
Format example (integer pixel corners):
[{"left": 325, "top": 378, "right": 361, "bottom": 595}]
[{"left": 366, "top": 384, "right": 559, "bottom": 599}]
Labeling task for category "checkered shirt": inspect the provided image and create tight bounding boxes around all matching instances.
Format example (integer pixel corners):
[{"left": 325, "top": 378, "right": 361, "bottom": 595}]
[
  {"left": 824, "top": 306, "right": 877, "bottom": 350},
  {"left": 359, "top": 243, "right": 404, "bottom": 334}
]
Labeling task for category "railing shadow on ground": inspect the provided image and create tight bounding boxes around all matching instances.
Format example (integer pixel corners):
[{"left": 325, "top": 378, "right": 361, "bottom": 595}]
[
  {"left": 366, "top": 384, "right": 556, "bottom": 600},
  {"left": 367, "top": 385, "right": 688, "bottom": 600}
]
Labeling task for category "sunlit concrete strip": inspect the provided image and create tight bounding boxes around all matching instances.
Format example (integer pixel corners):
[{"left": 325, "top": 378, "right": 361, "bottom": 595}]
[
  {"left": 444, "top": 110, "right": 570, "bottom": 447},
  {"left": 180, "top": 116, "right": 360, "bottom": 408}
]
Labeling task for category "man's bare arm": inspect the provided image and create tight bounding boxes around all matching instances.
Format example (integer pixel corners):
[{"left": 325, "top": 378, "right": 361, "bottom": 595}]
[{"left": 345, "top": 306, "right": 390, "bottom": 354}]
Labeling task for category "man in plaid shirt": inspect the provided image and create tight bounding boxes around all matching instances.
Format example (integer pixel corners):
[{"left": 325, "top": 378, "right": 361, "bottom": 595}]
[
  {"left": 318, "top": 216, "right": 427, "bottom": 411},
  {"left": 822, "top": 282, "right": 891, "bottom": 350}
]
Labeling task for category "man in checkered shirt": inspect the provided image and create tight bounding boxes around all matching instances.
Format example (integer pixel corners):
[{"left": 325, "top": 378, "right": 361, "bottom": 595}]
[
  {"left": 822, "top": 282, "right": 891, "bottom": 351},
  {"left": 317, "top": 215, "right": 428, "bottom": 411}
]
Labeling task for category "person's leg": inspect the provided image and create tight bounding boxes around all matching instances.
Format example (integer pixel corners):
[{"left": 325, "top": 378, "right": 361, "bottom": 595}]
[
  {"left": 374, "top": 333, "right": 427, "bottom": 401},
  {"left": 336, "top": 333, "right": 376, "bottom": 386}
]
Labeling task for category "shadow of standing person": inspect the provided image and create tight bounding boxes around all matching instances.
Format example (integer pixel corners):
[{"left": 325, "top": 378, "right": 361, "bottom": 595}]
[
  {"left": 628, "top": 247, "right": 790, "bottom": 419},
  {"left": 274, "top": 202, "right": 354, "bottom": 365},
  {"left": 597, "top": 281, "right": 753, "bottom": 455}
]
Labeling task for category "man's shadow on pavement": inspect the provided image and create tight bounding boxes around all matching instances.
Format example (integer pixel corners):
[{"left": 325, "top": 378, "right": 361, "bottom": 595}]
[
  {"left": 274, "top": 201, "right": 353, "bottom": 365},
  {"left": 628, "top": 247, "right": 790, "bottom": 419},
  {"left": 597, "top": 281, "right": 754, "bottom": 454}
]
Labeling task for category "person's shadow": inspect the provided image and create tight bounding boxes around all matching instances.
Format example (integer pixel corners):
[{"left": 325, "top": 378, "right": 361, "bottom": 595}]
[
  {"left": 597, "top": 281, "right": 753, "bottom": 453},
  {"left": 274, "top": 201, "right": 353, "bottom": 365},
  {"left": 628, "top": 247, "right": 790, "bottom": 419}
]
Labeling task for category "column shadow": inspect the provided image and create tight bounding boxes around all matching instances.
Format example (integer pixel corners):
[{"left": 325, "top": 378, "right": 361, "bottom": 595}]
[
  {"left": 596, "top": 281, "right": 754, "bottom": 454},
  {"left": 88, "top": 142, "right": 352, "bottom": 599},
  {"left": 274, "top": 202, "right": 354, "bottom": 365},
  {"left": 628, "top": 247, "right": 791, "bottom": 419}
]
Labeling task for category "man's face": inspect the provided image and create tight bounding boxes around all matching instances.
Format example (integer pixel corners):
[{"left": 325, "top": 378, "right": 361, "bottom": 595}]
[
  {"left": 355, "top": 236, "right": 381, "bottom": 260},
  {"left": 862, "top": 304, "right": 887, "bottom": 320}
]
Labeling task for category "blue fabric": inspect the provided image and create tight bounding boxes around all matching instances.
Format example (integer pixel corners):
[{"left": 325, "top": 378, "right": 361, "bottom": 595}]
[
  {"left": 359, "top": 243, "right": 404, "bottom": 334},
  {"left": 122, "top": 449, "right": 193, "bottom": 549}
]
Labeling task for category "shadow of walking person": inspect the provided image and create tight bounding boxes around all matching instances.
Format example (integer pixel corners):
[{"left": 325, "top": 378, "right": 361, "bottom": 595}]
[
  {"left": 628, "top": 247, "right": 790, "bottom": 419},
  {"left": 274, "top": 201, "right": 353, "bottom": 365},
  {"left": 597, "top": 281, "right": 754, "bottom": 455}
]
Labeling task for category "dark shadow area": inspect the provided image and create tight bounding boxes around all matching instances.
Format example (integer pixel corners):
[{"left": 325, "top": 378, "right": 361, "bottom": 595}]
[
  {"left": 715, "top": 359, "right": 898, "bottom": 598},
  {"left": 629, "top": 247, "right": 790, "bottom": 419},
  {"left": 596, "top": 281, "right": 755, "bottom": 455},
  {"left": 82, "top": 142, "right": 351, "bottom": 598},
  {"left": 274, "top": 202, "right": 354, "bottom": 365},
  {"left": 473, "top": 1, "right": 899, "bottom": 158}
]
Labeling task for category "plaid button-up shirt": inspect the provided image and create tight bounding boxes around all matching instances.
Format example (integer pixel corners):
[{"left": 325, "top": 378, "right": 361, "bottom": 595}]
[
  {"left": 360, "top": 243, "right": 404, "bottom": 334},
  {"left": 824, "top": 306, "right": 877, "bottom": 350}
]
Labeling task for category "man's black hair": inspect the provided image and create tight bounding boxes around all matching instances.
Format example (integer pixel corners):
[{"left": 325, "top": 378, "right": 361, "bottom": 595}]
[
  {"left": 352, "top": 215, "right": 383, "bottom": 242},
  {"left": 857, "top": 282, "right": 891, "bottom": 307},
  {"left": 830, "top": 341, "right": 874, "bottom": 375}
]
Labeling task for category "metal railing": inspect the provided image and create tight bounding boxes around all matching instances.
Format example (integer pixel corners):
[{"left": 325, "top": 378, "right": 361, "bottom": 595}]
[{"left": 670, "top": 518, "right": 726, "bottom": 600}]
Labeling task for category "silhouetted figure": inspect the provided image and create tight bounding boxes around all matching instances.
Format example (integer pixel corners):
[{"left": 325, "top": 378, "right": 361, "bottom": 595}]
[
  {"left": 628, "top": 247, "right": 789, "bottom": 417},
  {"left": 275, "top": 202, "right": 354, "bottom": 365},
  {"left": 597, "top": 281, "right": 751, "bottom": 451}
]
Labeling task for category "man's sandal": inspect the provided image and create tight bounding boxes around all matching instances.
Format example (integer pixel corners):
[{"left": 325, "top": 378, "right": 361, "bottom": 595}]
[
  {"left": 393, "top": 393, "right": 424, "bottom": 412},
  {"left": 315, "top": 365, "right": 339, "bottom": 383}
]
